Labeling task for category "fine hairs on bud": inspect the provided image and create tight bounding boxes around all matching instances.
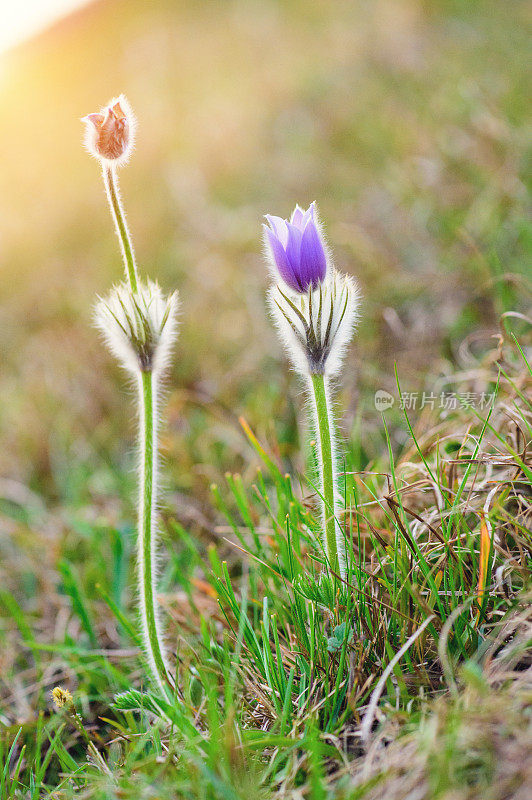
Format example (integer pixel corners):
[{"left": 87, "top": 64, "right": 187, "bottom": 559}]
[
  {"left": 82, "top": 94, "right": 136, "bottom": 167},
  {"left": 94, "top": 280, "right": 179, "bottom": 375},
  {"left": 267, "top": 269, "right": 361, "bottom": 379}
]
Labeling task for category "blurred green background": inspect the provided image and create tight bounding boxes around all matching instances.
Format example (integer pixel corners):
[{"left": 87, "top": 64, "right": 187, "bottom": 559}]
[{"left": 0, "top": 0, "right": 530, "bottom": 508}]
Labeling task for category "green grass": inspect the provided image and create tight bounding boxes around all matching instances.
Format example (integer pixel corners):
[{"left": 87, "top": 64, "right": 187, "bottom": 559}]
[
  {"left": 0, "top": 0, "right": 531, "bottom": 797},
  {"left": 1, "top": 333, "right": 529, "bottom": 797}
]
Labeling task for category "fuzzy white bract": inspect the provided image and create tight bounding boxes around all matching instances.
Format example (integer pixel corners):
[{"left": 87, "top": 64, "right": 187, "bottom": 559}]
[
  {"left": 268, "top": 269, "right": 360, "bottom": 378},
  {"left": 268, "top": 267, "right": 360, "bottom": 579},
  {"left": 94, "top": 281, "right": 179, "bottom": 375}
]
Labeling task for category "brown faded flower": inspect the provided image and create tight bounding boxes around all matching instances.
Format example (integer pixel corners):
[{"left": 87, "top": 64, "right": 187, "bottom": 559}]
[{"left": 82, "top": 95, "right": 135, "bottom": 165}]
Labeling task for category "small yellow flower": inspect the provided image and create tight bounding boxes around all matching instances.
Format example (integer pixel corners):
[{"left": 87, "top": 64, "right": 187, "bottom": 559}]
[{"left": 52, "top": 686, "right": 73, "bottom": 709}]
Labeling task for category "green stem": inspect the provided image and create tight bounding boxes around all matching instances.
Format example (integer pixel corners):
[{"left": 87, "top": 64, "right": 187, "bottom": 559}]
[
  {"left": 138, "top": 369, "right": 173, "bottom": 692},
  {"left": 103, "top": 165, "right": 138, "bottom": 292},
  {"left": 310, "top": 372, "right": 345, "bottom": 578}
]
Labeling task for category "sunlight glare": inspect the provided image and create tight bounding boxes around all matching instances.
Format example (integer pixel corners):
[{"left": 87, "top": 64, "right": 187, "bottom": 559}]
[{"left": 0, "top": 0, "right": 91, "bottom": 55}]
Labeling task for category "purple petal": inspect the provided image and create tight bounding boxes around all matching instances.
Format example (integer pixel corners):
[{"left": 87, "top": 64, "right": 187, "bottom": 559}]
[
  {"left": 285, "top": 224, "right": 305, "bottom": 286},
  {"left": 298, "top": 220, "right": 327, "bottom": 288},
  {"left": 265, "top": 215, "right": 288, "bottom": 247},
  {"left": 265, "top": 226, "right": 300, "bottom": 292},
  {"left": 290, "top": 205, "right": 305, "bottom": 227},
  {"left": 299, "top": 202, "right": 316, "bottom": 229}
]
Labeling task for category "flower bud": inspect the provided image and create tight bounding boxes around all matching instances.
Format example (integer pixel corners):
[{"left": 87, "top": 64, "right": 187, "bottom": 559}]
[
  {"left": 95, "top": 281, "right": 179, "bottom": 374},
  {"left": 82, "top": 95, "right": 135, "bottom": 165},
  {"left": 264, "top": 202, "right": 328, "bottom": 293}
]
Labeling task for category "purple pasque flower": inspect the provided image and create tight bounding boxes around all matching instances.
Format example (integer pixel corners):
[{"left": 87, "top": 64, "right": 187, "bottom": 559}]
[{"left": 264, "top": 202, "right": 328, "bottom": 293}]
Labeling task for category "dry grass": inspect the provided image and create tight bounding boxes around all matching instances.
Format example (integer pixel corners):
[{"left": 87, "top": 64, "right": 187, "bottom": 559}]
[{"left": 343, "top": 603, "right": 532, "bottom": 800}]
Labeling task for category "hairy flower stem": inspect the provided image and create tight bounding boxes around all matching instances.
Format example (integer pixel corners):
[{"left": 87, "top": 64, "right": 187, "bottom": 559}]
[
  {"left": 138, "top": 369, "right": 173, "bottom": 693},
  {"left": 310, "top": 373, "right": 346, "bottom": 579},
  {"left": 103, "top": 165, "right": 138, "bottom": 292}
]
